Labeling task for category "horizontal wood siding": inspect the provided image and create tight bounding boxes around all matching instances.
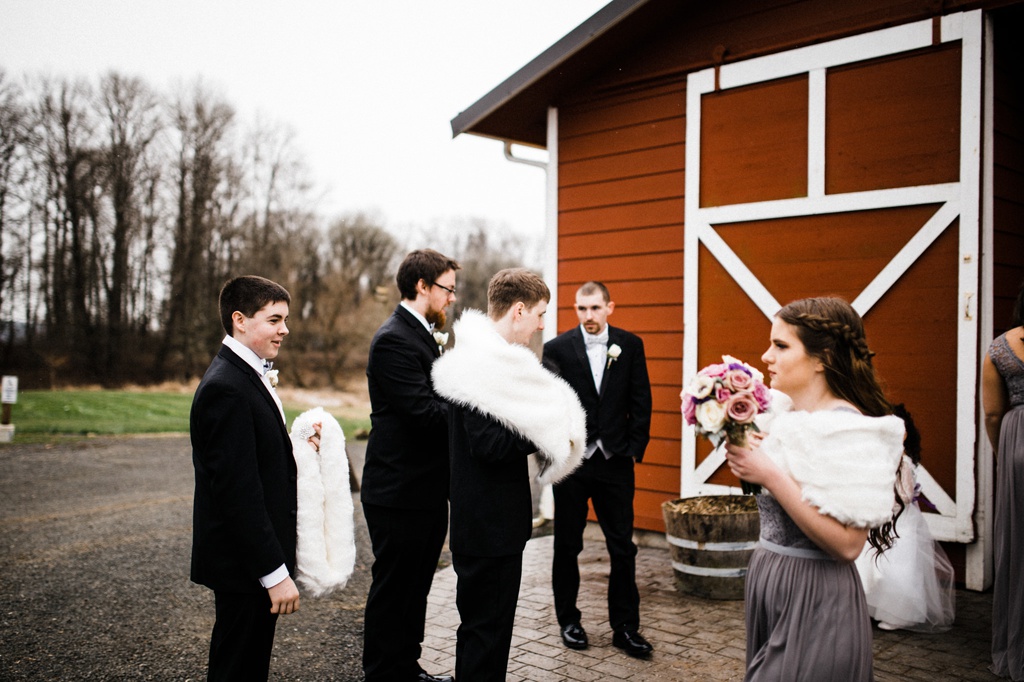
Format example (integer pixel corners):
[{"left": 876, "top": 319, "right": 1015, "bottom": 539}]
[
  {"left": 718, "top": 207, "right": 940, "bottom": 314},
  {"left": 700, "top": 74, "right": 810, "bottom": 206},
  {"left": 562, "top": 0, "right": 975, "bottom": 104},
  {"left": 826, "top": 45, "right": 962, "bottom": 194},
  {"left": 558, "top": 78, "right": 687, "bottom": 532},
  {"left": 993, "top": 5, "right": 1024, "bottom": 332}
]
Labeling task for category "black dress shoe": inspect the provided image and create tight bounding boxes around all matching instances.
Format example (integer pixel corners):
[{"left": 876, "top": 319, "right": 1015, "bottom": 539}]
[
  {"left": 560, "top": 622, "right": 589, "bottom": 650},
  {"left": 415, "top": 673, "right": 454, "bottom": 682},
  {"left": 612, "top": 628, "right": 653, "bottom": 658}
]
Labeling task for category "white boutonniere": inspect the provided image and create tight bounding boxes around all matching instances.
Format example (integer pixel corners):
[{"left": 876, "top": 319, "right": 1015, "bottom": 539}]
[
  {"left": 433, "top": 331, "right": 449, "bottom": 353},
  {"left": 606, "top": 343, "right": 622, "bottom": 370},
  {"left": 266, "top": 369, "right": 279, "bottom": 388}
]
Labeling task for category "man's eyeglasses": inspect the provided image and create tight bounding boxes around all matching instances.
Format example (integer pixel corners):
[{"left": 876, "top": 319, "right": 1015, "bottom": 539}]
[{"left": 432, "top": 282, "right": 457, "bottom": 296}]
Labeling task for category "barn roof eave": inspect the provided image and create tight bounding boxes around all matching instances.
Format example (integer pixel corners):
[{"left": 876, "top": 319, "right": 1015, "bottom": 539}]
[{"left": 449, "top": 0, "right": 651, "bottom": 146}]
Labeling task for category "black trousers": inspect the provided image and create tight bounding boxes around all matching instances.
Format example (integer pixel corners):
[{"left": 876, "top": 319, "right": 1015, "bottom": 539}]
[
  {"left": 453, "top": 552, "right": 524, "bottom": 682},
  {"left": 552, "top": 452, "right": 640, "bottom": 632},
  {"left": 362, "top": 501, "right": 449, "bottom": 682},
  {"left": 208, "top": 590, "right": 278, "bottom": 682}
]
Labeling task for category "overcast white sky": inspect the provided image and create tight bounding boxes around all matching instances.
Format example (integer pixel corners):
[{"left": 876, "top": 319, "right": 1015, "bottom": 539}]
[{"left": 0, "top": 0, "right": 608, "bottom": 244}]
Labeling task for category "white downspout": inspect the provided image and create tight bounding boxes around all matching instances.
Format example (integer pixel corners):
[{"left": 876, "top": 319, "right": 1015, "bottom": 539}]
[
  {"left": 499, "top": 108, "right": 559, "bottom": 344},
  {"left": 505, "top": 107, "right": 560, "bottom": 522}
]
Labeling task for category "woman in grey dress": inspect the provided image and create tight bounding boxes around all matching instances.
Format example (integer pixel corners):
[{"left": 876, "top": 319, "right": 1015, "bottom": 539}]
[
  {"left": 724, "top": 297, "right": 907, "bottom": 681},
  {"left": 983, "top": 280, "right": 1024, "bottom": 681}
]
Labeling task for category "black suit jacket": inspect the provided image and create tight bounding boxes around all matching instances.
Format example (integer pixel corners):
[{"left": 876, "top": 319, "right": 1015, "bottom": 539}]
[
  {"left": 190, "top": 346, "right": 297, "bottom": 594},
  {"left": 447, "top": 404, "right": 538, "bottom": 557},
  {"left": 542, "top": 325, "right": 652, "bottom": 462},
  {"left": 362, "top": 305, "right": 449, "bottom": 510}
]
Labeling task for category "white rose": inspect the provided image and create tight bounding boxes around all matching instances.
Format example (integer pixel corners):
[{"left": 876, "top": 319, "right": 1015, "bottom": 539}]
[
  {"left": 266, "top": 369, "right": 279, "bottom": 388},
  {"left": 695, "top": 399, "right": 727, "bottom": 433},
  {"left": 606, "top": 343, "right": 622, "bottom": 369},
  {"left": 433, "top": 331, "right": 449, "bottom": 347},
  {"left": 687, "top": 374, "right": 717, "bottom": 399}
]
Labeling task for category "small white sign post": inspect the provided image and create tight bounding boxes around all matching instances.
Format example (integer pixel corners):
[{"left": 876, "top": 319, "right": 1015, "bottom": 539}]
[{"left": 1, "top": 375, "right": 17, "bottom": 442}]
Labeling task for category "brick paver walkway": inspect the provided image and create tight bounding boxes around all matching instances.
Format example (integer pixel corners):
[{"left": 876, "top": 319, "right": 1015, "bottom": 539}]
[{"left": 420, "top": 533, "right": 999, "bottom": 681}]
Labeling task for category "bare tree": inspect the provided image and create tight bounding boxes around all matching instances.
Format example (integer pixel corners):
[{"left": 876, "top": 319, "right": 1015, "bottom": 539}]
[
  {"left": 293, "top": 213, "right": 400, "bottom": 383},
  {"left": 426, "top": 217, "right": 531, "bottom": 318},
  {"left": 0, "top": 70, "right": 33, "bottom": 354},
  {"left": 157, "top": 80, "right": 235, "bottom": 378},
  {"left": 32, "top": 75, "right": 104, "bottom": 375},
  {"left": 96, "top": 71, "right": 162, "bottom": 378}
]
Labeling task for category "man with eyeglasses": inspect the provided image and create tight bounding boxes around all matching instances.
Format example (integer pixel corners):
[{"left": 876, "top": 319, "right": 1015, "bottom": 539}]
[{"left": 362, "top": 249, "right": 460, "bottom": 682}]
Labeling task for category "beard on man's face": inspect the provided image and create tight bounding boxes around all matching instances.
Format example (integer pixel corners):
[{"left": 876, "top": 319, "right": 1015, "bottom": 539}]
[{"left": 425, "top": 306, "right": 447, "bottom": 329}]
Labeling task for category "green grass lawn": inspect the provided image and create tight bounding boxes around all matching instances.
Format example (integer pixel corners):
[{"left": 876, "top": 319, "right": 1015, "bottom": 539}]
[{"left": 3, "top": 390, "right": 371, "bottom": 442}]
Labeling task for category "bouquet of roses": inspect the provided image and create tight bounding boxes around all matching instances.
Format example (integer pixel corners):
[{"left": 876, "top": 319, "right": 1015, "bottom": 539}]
[{"left": 681, "top": 355, "right": 772, "bottom": 494}]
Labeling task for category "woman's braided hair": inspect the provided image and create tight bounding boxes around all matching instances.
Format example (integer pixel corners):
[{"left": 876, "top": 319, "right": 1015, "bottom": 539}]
[
  {"left": 777, "top": 297, "right": 891, "bottom": 418},
  {"left": 777, "top": 297, "right": 902, "bottom": 552}
]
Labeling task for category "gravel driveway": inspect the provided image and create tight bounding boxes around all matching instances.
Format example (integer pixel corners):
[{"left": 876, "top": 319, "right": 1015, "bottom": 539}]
[{"left": 1, "top": 435, "right": 373, "bottom": 681}]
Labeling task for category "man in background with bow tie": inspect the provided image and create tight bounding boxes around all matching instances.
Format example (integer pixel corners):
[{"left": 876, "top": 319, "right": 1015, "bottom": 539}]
[
  {"left": 190, "top": 275, "right": 300, "bottom": 681},
  {"left": 361, "top": 249, "right": 460, "bottom": 682},
  {"left": 542, "top": 281, "right": 654, "bottom": 659}
]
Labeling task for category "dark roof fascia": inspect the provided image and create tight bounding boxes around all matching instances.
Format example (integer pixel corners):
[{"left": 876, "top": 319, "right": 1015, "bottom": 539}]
[{"left": 449, "top": 0, "right": 650, "bottom": 143}]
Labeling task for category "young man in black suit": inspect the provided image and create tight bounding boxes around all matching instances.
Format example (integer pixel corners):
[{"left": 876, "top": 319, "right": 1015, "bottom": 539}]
[
  {"left": 542, "top": 281, "right": 654, "bottom": 658},
  {"left": 361, "top": 249, "right": 460, "bottom": 682},
  {"left": 432, "top": 268, "right": 586, "bottom": 682},
  {"left": 190, "top": 275, "right": 302, "bottom": 681}
]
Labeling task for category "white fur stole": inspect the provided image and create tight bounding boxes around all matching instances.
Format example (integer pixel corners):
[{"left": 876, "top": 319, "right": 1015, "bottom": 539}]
[
  {"left": 431, "top": 309, "right": 587, "bottom": 486},
  {"left": 760, "top": 406, "right": 904, "bottom": 528},
  {"left": 289, "top": 407, "right": 356, "bottom": 597}
]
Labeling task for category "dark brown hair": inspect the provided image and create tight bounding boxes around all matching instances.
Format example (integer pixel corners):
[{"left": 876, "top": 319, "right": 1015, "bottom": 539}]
[
  {"left": 395, "top": 249, "right": 461, "bottom": 301},
  {"left": 777, "top": 297, "right": 891, "bottom": 417},
  {"left": 777, "top": 296, "right": 903, "bottom": 553},
  {"left": 1011, "top": 279, "right": 1024, "bottom": 330},
  {"left": 219, "top": 276, "right": 290, "bottom": 336}
]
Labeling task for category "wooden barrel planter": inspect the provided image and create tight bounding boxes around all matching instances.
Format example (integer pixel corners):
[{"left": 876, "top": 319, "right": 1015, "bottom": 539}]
[{"left": 661, "top": 495, "right": 760, "bottom": 600}]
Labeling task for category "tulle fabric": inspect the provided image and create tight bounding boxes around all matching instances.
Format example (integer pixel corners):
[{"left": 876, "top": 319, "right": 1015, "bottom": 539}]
[{"left": 855, "top": 501, "right": 955, "bottom": 632}]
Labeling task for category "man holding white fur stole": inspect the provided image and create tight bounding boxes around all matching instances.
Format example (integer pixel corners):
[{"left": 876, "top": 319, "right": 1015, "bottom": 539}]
[{"left": 432, "top": 268, "right": 586, "bottom": 682}]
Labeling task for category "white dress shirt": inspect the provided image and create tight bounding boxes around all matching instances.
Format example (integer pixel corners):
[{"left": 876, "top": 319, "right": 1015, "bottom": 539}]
[
  {"left": 580, "top": 325, "right": 613, "bottom": 460},
  {"left": 400, "top": 300, "right": 433, "bottom": 332}
]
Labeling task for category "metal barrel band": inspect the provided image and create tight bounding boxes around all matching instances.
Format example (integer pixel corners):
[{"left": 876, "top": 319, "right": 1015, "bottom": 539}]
[
  {"left": 665, "top": 533, "right": 759, "bottom": 552},
  {"left": 670, "top": 560, "right": 748, "bottom": 578}
]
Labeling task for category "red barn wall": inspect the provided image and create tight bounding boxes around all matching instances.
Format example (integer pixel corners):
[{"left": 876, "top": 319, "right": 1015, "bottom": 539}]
[{"left": 551, "top": 1, "right": 1024, "bottom": 543}]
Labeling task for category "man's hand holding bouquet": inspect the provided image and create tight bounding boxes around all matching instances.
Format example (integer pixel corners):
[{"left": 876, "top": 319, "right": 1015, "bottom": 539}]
[{"left": 681, "top": 355, "right": 772, "bottom": 494}]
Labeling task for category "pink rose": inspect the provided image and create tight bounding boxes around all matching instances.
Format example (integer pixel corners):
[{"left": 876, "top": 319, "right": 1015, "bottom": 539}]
[
  {"left": 725, "top": 369, "right": 752, "bottom": 391},
  {"left": 715, "top": 385, "right": 732, "bottom": 403},
  {"left": 703, "top": 363, "right": 728, "bottom": 378},
  {"left": 726, "top": 392, "right": 759, "bottom": 425},
  {"left": 752, "top": 382, "right": 771, "bottom": 411},
  {"left": 681, "top": 393, "right": 697, "bottom": 425}
]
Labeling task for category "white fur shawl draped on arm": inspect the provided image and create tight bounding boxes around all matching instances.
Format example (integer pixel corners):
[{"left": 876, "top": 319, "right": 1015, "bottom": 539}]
[
  {"left": 289, "top": 407, "right": 356, "bottom": 597},
  {"left": 759, "top": 407, "right": 905, "bottom": 528},
  {"left": 431, "top": 309, "right": 587, "bottom": 486}
]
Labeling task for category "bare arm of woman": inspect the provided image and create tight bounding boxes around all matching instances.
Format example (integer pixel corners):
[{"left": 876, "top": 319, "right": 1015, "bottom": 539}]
[
  {"left": 982, "top": 353, "right": 1008, "bottom": 454},
  {"left": 725, "top": 441, "right": 869, "bottom": 562}
]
